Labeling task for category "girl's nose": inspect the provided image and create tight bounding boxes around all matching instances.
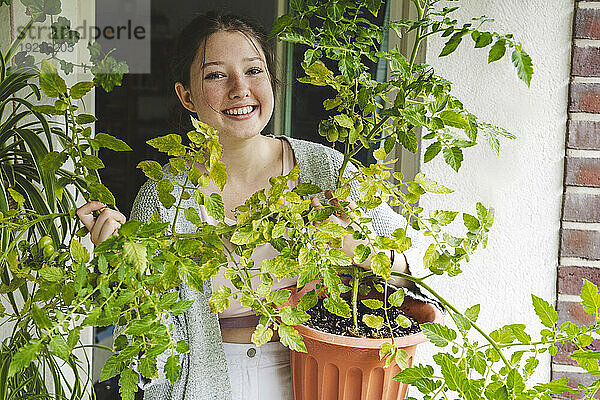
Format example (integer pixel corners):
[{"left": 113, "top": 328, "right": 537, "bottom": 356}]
[{"left": 229, "top": 74, "right": 250, "bottom": 99}]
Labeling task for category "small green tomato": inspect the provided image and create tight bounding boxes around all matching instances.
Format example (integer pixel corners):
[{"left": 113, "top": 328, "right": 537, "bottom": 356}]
[
  {"left": 42, "top": 244, "right": 56, "bottom": 260},
  {"left": 38, "top": 235, "right": 53, "bottom": 250}
]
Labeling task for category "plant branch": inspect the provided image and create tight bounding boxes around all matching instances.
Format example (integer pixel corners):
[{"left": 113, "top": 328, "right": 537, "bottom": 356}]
[{"left": 390, "top": 270, "right": 511, "bottom": 368}]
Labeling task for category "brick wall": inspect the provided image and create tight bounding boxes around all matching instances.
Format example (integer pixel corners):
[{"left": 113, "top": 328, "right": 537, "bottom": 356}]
[{"left": 556, "top": 1, "right": 600, "bottom": 398}]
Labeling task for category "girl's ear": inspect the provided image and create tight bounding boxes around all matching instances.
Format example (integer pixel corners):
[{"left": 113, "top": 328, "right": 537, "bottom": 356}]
[{"left": 174, "top": 82, "right": 196, "bottom": 113}]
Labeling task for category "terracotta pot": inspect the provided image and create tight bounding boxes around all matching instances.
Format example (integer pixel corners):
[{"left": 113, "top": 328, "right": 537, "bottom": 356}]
[{"left": 290, "top": 296, "right": 443, "bottom": 400}]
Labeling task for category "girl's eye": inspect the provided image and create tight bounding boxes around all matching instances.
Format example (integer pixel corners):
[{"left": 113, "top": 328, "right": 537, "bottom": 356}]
[
  {"left": 247, "top": 67, "right": 263, "bottom": 75},
  {"left": 205, "top": 72, "right": 224, "bottom": 80}
]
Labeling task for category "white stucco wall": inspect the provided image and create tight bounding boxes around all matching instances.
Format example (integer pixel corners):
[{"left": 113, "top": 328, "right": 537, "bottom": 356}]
[{"left": 412, "top": 0, "right": 573, "bottom": 394}]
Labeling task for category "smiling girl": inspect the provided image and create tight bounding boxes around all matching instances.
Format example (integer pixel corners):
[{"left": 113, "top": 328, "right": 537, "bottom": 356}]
[{"left": 77, "top": 11, "right": 422, "bottom": 400}]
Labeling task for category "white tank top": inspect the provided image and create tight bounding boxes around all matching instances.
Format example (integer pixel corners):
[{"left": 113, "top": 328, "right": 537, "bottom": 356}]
[{"left": 197, "top": 137, "right": 299, "bottom": 318}]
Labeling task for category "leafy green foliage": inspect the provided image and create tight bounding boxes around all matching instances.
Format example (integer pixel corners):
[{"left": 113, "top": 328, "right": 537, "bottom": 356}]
[{"left": 3, "top": 3, "right": 586, "bottom": 400}]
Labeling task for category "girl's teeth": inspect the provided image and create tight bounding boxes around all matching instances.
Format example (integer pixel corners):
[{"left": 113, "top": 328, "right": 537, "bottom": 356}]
[{"left": 225, "top": 106, "right": 254, "bottom": 115}]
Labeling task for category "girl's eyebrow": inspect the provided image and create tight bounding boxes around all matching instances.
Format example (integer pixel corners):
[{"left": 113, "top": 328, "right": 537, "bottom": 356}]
[{"left": 201, "top": 56, "right": 263, "bottom": 69}]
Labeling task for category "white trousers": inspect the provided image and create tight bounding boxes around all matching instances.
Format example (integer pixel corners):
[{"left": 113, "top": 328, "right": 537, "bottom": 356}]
[{"left": 223, "top": 341, "right": 293, "bottom": 400}]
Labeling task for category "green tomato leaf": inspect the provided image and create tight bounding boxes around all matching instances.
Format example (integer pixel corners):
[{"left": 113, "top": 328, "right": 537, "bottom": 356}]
[
  {"left": 137, "top": 222, "right": 169, "bottom": 237},
  {"left": 158, "top": 192, "right": 176, "bottom": 209},
  {"left": 157, "top": 291, "right": 180, "bottom": 311},
  {"left": 176, "top": 340, "right": 190, "bottom": 354},
  {"left": 581, "top": 279, "right": 600, "bottom": 316},
  {"left": 323, "top": 97, "right": 342, "bottom": 110},
  {"left": 171, "top": 300, "right": 194, "bottom": 316},
  {"left": 531, "top": 294, "right": 558, "bottom": 328},
  {"left": 88, "top": 182, "right": 115, "bottom": 205},
  {"left": 252, "top": 324, "right": 274, "bottom": 347},
  {"left": 67, "top": 326, "right": 82, "bottom": 350},
  {"left": 7, "top": 188, "right": 25, "bottom": 206},
  {"left": 395, "top": 348, "right": 410, "bottom": 369},
  {"left": 70, "top": 239, "right": 89, "bottom": 264},
  {"left": 32, "top": 304, "right": 53, "bottom": 329},
  {"left": 126, "top": 317, "right": 154, "bottom": 335},
  {"left": 363, "top": 314, "right": 384, "bottom": 329},
  {"left": 463, "top": 213, "right": 480, "bottom": 232},
  {"left": 371, "top": 251, "right": 391, "bottom": 279},
  {"left": 388, "top": 288, "right": 405, "bottom": 307},
  {"left": 325, "top": 248, "right": 352, "bottom": 266},
  {"left": 231, "top": 228, "right": 260, "bottom": 245},
  {"left": 334, "top": 114, "right": 354, "bottom": 129},
  {"left": 433, "top": 353, "right": 469, "bottom": 393},
  {"left": 323, "top": 295, "right": 351, "bottom": 318},
  {"left": 209, "top": 285, "right": 231, "bottom": 313},
  {"left": 423, "top": 244, "right": 439, "bottom": 271},
  {"left": 297, "top": 261, "right": 319, "bottom": 289},
  {"left": 169, "top": 157, "right": 187, "bottom": 173},
  {"left": 395, "top": 315, "right": 412, "bottom": 329},
  {"left": 473, "top": 31, "right": 492, "bottom": 48},
  {"left": 452, "top": 312, "right": 472, "bottom": 333},
  {"left": 98, "top": 354, "right": 123, "bottom": 382},
  {"left": 204, "top": 193, "right": 225, "bottom": 222},
  {"left": 373, "top": 147, "right": 388, "bottom": 161},
  {"left": 118, "top": 368, "right": 139, "bottom": 400},
  {"left": 394, "top": 364, "right": 434, "bottom": 385},
  {"left": 184, "top": 207, "right": 203, "bottom": 227},
  {"left": 442, "top": 146, "right": 463, "bottom": 172},
  {"left": 137, "top": 160, "right": 164, "bottom": 181},
  {"left": 279, "top": 306, "right": 310, "bottom": 325},
  {"left": 139, "top": 355, "right": 158, "bottom": 380},
  {"left": 439, "top": 110, "right": 469, "bottom": 129},
  {"left": 361, "top": 299, "right": 383, "bottom": 310},
  {"left": 488, "top": 39, "right": 506, "bottom": 63},
  {"left": 363, "top": 314, "right": 383, "bottom": 329},
  {"left": 268, "top": 289, "right": 291, "bottom": 306},
  {"left": 210, "top": 161, "right": 227, "bottom": 191},
  {"left": 94, "top": 133, "right": 132, "bottom": 151},
  {"left": 440, "top": 32, "right": 465, "bottom": 57},
  {"left": 147, "top": 134, "right": 186, "bottom": 156},
  {"left": 157, "top": 178, "right": 174, "bottom": 195},
  {"left": 414, "top": 173, "right": 453, "bottom": 194},
  {"left": 511, "top": 49, "right": 533, "bottom": 87},
  {"left": 423, "top": 141, "right": 442, "bottom": 163},
  {"left": 397, "top": 128, "right": 418, "bottom": 153},
  {"left": 298, "top": 290, "right": 318, "bottom": 312},
  {"left": 421, "top": 322, "right": 457, "bottom": 347},
  {"left": 465, "top": 304, "right": 480, "bottom": 323},
  {"left": 353, "top": 244, "right": 371, "bottom": 265},
  {"left": 294, "top": 183, "right": 322, "bottom": 196},
  {"left": 117, "top": 220, "right": 142, "bottom": 237},
  {"left": 180, "top": 258, "right": 204, "bottom": 293},
  {"left": 278, "top": 324, "right": 307, "bottom": 353},
  {"left": 123, "top": 241, "right": 147, "bottom": 274}
]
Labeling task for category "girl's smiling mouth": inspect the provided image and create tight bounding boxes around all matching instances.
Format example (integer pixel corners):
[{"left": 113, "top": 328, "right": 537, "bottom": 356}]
[{"left": 222, "top": 105, "right": 258, "bottom": 118}]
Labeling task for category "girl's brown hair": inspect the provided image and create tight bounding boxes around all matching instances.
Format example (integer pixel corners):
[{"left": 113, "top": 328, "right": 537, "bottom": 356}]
[{"left": 171, "top": 11, "right": 280, "bottom": 92}]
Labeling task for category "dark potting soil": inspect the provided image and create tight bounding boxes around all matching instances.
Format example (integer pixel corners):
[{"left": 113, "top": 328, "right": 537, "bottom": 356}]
[{"left": 303, "top": 297, "right": 421, "bottom": 339}]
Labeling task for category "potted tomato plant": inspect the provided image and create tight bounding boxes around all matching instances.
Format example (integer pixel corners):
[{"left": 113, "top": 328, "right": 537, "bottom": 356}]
[{"left": 4, "top": 1, "right": 600, "bottom": 400}]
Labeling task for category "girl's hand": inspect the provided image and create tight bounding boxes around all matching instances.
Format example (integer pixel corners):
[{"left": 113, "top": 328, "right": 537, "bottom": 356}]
[{"left": 76, "top": 201, "right": 126, "bottom": 245}]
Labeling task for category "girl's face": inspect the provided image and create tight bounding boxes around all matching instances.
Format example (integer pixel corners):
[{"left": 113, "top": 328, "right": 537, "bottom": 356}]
[{"left": 177, "top": 30, "right": 274, "bottom": 142}]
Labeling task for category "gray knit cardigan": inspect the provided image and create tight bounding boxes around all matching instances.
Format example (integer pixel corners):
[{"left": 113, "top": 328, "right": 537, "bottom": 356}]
[{"left": 127, "top": 136, "right": 430, "bottom": 400}]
